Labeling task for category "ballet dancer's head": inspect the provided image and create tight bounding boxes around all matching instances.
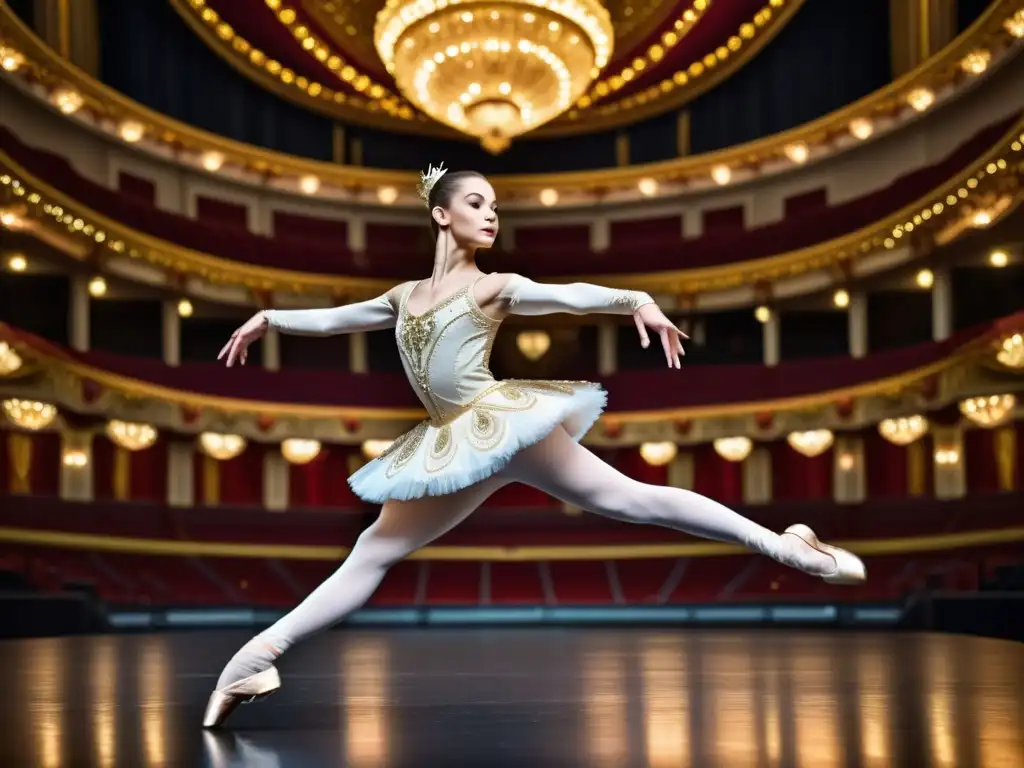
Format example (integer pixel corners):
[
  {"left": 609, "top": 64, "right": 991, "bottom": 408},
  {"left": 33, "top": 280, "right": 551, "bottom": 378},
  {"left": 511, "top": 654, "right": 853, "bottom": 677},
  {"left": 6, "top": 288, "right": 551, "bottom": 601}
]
[{"left": 419, "top": 163, "right": 498, "bottom": 249}]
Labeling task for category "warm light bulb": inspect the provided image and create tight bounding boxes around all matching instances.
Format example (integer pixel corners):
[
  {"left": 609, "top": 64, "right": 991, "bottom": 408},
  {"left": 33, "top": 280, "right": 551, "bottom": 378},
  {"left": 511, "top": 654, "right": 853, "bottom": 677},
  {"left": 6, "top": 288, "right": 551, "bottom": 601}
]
[
  {"left": 638, "top": 178, "right": 658, "bottom": 196},
  {"left": 177, "top": 298, "right": 193, "bottom": 317},
  {"left": 88, "top": 276, "right": 107, "bottom": 297},
  {"left": 0, "top": 46, "right": 25, "bottom": 72},
  {"left": 960, "top": 49, "right": 991, "bottom": 75},
  {"left": 201, "top": 151, "right": 225, "bottom": 172},
  {"left": 711, "top": 165, "right": 731, "bottom": 185},
  {"left": 989, "top": 250, "right": 1009, "bottom": 268},
  {"left": 118, "top": 120, "right": 145, "bottom": 143},
  {"left": 754, "top": 305, "right": 771, "bottom": 323},
  {"left": 916, "top": 269, "right": 934, "bottom": 289},
  {"left": 539, "top": 188, "right": 559, "bottom": 206},
  {"left": 833, "top": 289, "right": 850, "bottom": 308},
  {"left": 849, "top": 117, "right": 874, "bottom": 140},
  {"left": 377, "top": 186, "right": 398, "bottom": 204},
  {"left": 298, "top": 174, "right": 320, "bottom": 195},
  {"left": 784, "top": 142, "right": 809, "bottom": 164},
  {"left": 7, "top": 254, "right": 27, "bottom": 272},
  {"left": 907, "top": 87, "right": 934, "bottom": 112}
]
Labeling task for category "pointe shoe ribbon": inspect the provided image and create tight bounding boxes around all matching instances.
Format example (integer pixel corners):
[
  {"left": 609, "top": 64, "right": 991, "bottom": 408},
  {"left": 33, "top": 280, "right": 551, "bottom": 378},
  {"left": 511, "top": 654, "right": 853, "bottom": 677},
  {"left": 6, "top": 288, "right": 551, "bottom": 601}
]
[
  {"left": 782, "top": 524, "right": 866, "bottom": 585},
  {"left": 202, "top": 665, "right": 281, "bottom": 729}
]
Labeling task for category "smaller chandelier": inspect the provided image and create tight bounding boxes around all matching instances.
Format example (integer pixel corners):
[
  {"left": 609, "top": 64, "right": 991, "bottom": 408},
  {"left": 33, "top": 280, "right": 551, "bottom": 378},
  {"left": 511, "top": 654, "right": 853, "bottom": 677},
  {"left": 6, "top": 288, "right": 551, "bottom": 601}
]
[
  {"left": 2, "top": 398, "right": 57, "bottom": 430},
  {"left": 362, "top": 439, "right": 394, "bottom": 459},
  {"left": 199, "top": 432, "right": 246, "bottom": 461},
  {"left": 516, "top": 331, "right": 551, "bottom": 361},
  {"left": 375, "top": 0, "right": 614, "bottom": 150},
  {"left": 786, "top": 429, "right": 834, "bottom": 458},
  {"left": 959, "top": 394, "right": 1016, "bottom": 428},
  {"left": 878, "top": 415, "right": 928, "bottom": 445},
  {"left": 713, "top": 436, "right": 752, "bottom": 462},
  {"left": 62, "top": 449, "right": 88, "bottom": 468},
  {"left": 640, "top": 441, "right": 677, "bottom": 467},
  {"left": 0, "top": 341, "right": 22, "bottom": 375},
  {"left": 996, "top": 333, "right": 1024, "bottom": 369},
  {"left": 107, "top": 420, "right": 157, "bottom": 451},
  {"left": 934, "top": 445, "right": 960, "bottom": 466},
  {"left": 282, "top": 438, "right": 322, "bottom": 465}
]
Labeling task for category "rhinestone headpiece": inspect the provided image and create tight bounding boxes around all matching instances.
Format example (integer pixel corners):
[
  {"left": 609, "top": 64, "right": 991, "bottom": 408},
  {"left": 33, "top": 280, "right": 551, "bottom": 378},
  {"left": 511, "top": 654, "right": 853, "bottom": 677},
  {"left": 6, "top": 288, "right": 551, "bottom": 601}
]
[{"left": 417, "top": 162, "right": 447, "bottom": 207}]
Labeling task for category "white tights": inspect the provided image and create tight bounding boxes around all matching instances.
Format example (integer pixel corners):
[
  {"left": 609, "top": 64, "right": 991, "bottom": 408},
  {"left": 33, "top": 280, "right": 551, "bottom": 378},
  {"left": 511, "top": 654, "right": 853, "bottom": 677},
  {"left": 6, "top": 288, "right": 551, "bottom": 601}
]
[{"left": 215, "top": 427, "right": 834, "bottom": 689}]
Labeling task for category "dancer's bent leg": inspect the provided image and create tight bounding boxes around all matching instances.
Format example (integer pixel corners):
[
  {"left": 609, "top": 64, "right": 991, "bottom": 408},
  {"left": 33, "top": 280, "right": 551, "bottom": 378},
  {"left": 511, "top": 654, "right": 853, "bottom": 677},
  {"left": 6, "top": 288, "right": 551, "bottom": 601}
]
[
  {"left": 502, "top": 427, "right": 836, "bottom": 574},
  {"left": 214, "top": 475, "right": 508, "bottom": 689}
]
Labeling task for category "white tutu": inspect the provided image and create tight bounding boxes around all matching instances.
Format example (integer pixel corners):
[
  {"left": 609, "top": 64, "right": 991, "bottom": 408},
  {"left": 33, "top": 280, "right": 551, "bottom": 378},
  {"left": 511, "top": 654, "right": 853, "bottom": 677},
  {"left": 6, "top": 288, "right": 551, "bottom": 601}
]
[{"left": 348, "top": 379, "right": 606, "bottom": 502}]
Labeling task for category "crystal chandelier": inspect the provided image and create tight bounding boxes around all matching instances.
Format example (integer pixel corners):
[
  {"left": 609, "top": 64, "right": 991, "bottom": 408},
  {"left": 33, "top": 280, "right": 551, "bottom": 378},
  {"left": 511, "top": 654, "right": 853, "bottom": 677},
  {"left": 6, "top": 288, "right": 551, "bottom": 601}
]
[
  {"left": 878, "top": 415, "right": 928, "bottom": 446},
  {"left": 281, "top": 438, "right": 322, "bottom": 464},
  {"left": 106, "top": 420, "right": 158, "bottom": 451},
  {"left": 199, "top": 432, "right": 247, "bottom": 461},
  {"left": 959, "top": 394, "right": 1016, "bottom": 428},
  {"left": 639, "top": 441, "right": 677, "bottom": 467},
  {"left": 374, "top": 0, "right": 613, "bottom": 152},
  {"left": 996, "top": 333, "right": 1024, "bottom": 369},
  {"left": 786, "top": 429, "right": 834, "bottom": 458},
  {"left": 713, "top": 436, "right": 752, "bottom": 462}
]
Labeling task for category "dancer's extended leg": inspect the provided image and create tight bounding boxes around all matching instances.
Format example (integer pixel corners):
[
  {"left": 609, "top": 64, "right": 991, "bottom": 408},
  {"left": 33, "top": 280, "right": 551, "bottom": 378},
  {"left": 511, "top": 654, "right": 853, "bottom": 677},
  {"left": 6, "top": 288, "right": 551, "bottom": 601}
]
[
  {"left": 212, "top": 475, "right": 507, "bottom": 691},
  {"left": 503, "top": 426, "right": 856, "bottom": 576}
]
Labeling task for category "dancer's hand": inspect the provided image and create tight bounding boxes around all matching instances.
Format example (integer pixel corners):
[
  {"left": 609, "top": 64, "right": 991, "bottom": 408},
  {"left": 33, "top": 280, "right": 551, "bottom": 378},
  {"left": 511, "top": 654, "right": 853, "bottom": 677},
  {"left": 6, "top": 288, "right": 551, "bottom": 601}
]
[
  {"left": 634, "top": 303, "right": 688, "bottom": 369},
  {"left": 218, "top": 312, "right": 269, "bottom": 367}
]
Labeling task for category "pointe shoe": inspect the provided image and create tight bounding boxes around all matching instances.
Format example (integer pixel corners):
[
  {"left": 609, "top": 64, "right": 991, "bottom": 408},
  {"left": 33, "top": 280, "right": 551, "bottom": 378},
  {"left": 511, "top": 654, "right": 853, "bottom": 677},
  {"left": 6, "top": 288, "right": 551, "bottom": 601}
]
[
  {"left": 782, "top": 524, "right": 866, "bottom": 585},
  {"left": 202, "top": 665, "right": 281, "bottom": 729}
]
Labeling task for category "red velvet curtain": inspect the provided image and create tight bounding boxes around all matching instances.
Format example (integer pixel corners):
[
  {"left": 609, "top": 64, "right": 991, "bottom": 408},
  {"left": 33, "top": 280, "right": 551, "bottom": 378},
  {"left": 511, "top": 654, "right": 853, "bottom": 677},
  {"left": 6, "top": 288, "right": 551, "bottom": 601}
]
[
  {"left": 31, "top": 432, "right": 60, "bottom": 496},
  {"left": 288, "top": 444, "right": 361, "bottom": 509},
  {"left": 130, "top": 439, "right": 167, "bottom": 503},
  {"left": 865, "top": 429, "right": 908, "bottom": 497},
  {"left": 219, "top": 443, "right": 264, "bottom": 506},
  {"left": 964, "top": 428, "right": 999, "bottom": 494},
  {"left": 94, "top": 436, "right": 168, "bottom": 502},
  {"left": 693, "top": 443, "right": 742, "bottom": 506},
  {"left": 770, "top": 441, "right": 832, "bottom": 501}
]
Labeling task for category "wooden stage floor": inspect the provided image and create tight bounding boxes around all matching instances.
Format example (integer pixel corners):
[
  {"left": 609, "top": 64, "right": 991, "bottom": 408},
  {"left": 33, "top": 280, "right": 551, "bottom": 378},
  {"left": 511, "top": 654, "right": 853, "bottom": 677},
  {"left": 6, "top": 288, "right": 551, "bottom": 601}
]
[{"left": 2, "top": 627, "right": 1021, "bottom": 767}]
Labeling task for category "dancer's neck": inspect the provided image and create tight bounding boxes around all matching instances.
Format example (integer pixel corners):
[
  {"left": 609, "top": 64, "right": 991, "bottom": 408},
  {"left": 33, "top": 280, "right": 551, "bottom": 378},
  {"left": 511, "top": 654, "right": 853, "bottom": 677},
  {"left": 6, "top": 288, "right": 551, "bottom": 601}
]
[{"left": 429, "top": 231, "right": 478, "bottom": 288}]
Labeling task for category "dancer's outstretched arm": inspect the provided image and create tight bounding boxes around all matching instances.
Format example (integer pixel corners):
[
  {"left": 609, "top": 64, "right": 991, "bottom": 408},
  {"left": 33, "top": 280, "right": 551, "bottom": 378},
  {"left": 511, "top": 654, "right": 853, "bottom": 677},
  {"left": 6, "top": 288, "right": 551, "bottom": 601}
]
[
  {"left": 498, "top": 273, "right": 655, "bottom": 316},
  {"left": 218, "top": 282, "right": 409, "bottom": 366},
  {"left": 495, "top": 273, "right": 688, "bottom": 368}
]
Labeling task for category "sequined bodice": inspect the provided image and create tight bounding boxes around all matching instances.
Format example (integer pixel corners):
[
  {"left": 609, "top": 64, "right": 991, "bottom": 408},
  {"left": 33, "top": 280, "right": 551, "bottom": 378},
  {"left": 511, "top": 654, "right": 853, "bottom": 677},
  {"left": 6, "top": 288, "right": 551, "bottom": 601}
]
[{"left": 396, "top": 280, "right": 502, "bottom": 425}]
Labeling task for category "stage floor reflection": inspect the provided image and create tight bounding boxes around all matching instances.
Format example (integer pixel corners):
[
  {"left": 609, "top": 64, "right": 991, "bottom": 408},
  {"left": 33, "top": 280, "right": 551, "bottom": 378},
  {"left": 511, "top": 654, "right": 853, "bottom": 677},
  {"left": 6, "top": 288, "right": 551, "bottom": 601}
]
[{"left": 2, "top": 628, "right": 1022, "bottom": 767}]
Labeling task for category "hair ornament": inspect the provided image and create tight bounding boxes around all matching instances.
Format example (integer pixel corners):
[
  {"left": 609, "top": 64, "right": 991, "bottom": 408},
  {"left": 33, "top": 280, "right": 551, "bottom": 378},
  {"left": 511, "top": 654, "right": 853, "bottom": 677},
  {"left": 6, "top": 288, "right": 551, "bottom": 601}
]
[{"left": 418, "top": 162, "right": 448, "bottom": 207}]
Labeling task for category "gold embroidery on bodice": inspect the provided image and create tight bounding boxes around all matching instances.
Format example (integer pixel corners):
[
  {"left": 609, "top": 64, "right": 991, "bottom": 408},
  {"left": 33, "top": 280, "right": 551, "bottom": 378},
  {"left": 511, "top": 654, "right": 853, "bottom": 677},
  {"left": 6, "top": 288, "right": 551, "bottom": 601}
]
[{"left": 396, "top": 279, "right": 500, "bottom": 425}]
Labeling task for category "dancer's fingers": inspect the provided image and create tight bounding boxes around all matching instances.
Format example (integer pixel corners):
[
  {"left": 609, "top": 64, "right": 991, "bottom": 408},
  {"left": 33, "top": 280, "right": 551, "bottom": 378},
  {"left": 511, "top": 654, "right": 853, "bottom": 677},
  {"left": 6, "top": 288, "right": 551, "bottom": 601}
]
[
  {"left": 218, "top": 332, "right": 236, "bottom": 360},
  {"left": 634, "top": 313, "right": 650, "bottom": 348},
  {"left": 660, "top": 328, "right": 673, "bottom": 368}
]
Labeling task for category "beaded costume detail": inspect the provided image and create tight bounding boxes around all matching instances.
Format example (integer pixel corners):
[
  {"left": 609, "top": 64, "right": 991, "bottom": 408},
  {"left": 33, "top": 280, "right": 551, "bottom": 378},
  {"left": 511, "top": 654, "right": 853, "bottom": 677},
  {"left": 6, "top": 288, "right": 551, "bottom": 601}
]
[{"left": 348, "top": 276, "right": 608, "bottom": 501}]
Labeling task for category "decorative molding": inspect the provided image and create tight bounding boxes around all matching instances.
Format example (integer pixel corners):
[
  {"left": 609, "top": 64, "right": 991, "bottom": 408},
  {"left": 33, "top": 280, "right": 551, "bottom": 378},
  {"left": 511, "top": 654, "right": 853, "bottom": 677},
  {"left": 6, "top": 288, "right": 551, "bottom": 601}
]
[{"left": 0, "top": 0, "right": 1019, "bottom": 207}]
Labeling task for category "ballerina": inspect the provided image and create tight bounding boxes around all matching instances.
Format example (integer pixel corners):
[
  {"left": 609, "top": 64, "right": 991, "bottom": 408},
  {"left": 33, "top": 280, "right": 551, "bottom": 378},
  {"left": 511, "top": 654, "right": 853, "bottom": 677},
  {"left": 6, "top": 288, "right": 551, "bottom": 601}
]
[{"left": 203, "top": 162, "right": 865, "bottom": 728}]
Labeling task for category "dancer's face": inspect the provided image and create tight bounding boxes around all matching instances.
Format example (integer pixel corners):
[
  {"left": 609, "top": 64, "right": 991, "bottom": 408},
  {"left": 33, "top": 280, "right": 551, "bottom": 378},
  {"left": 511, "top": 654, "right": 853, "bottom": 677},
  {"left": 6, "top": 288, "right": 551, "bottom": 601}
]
[{"left": 433, "top": 176, "right": 499, "bottom": 249}]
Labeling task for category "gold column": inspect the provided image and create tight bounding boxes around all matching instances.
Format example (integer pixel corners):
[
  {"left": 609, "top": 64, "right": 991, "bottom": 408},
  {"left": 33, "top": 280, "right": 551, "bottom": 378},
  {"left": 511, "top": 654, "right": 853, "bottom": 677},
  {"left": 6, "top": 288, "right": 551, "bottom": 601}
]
[
  {"left": 890, "top": 0, "right": 958, "bottom": 77},
  {"left": 7, "top": 431, "right": 32, "bottom": 494},
  {"left": 332, "top": 124, "right": 347, "bottom": 164},
  {"left": 615, "top": 132, "right": 630, "bottom": 167},
  {"left": 676, "top": 111, "right": 691, "bottom": 157},
  {"left": 202, "top": 454, "right": 220, "bottom": 506},
  {"left": 350, "top": 137, "right": 364, "bottom": 167},
  {"left": 33, "top": 0, "right": 100, "bottom": 75},
  {"left": 906, "top": 440, "right": 927, "bottom": 496},
  {"left": 994, "top": 425, "right": 1016, "bottom": 491}
]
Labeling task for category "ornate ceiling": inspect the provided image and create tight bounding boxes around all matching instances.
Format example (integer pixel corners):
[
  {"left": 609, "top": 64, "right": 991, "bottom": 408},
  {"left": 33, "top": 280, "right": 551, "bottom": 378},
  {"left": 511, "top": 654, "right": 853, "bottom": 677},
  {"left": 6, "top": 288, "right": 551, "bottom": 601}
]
[{"left": 172, "top": 0, "right": 802, "bottom": 142}]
